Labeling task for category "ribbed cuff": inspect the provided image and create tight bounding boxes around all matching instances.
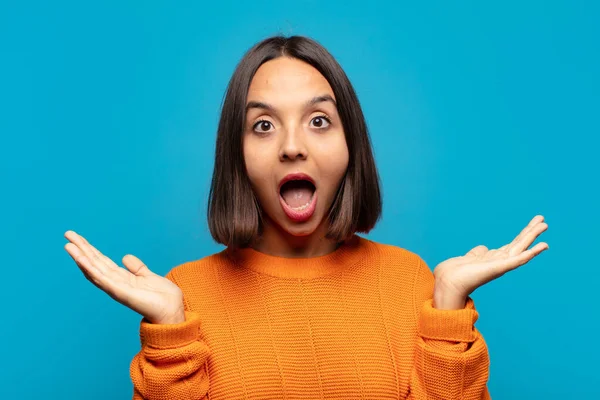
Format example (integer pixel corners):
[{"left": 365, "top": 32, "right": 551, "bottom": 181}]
[
  {"left": 417, "top": 297, "right": 479, "bottom": 343},
  {"left": 140, "top": 311, "right": 201, "bottom": 349}
]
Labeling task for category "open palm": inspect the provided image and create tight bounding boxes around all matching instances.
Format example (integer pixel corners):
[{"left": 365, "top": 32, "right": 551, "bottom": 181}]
[
  {"left": 433, "top": 215, "right": 549, "bottom": 308},
  {"left": 64, "top": 230, "right": 185, "bottom": 324}
]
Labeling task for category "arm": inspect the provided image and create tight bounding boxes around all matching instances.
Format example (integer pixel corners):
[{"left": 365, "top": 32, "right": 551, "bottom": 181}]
[
  {"left": 130, "top": 270, "right": 211, "bottom": 400},
  {"left": 408, "top": 257, "right": 491, "bottom": 400}
]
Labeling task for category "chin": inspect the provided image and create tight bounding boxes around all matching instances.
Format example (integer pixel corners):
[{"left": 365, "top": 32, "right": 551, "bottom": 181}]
[
  {"left": 277, "top": 213, "right": 327, "bottom": 239},
  {"left": 283, "top": 226, "right": 316, "bottom": 237}
]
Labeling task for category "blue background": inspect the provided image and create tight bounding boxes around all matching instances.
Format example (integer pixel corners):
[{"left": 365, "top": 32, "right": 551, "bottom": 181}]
[{"left": 1, "top": 0, "right": 598, "bottom": 398}]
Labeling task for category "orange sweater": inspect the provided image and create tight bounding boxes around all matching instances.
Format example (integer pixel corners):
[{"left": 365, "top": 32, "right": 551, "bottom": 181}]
[{"left": 130, "top": 235, "right": 491, "bottom": 399}]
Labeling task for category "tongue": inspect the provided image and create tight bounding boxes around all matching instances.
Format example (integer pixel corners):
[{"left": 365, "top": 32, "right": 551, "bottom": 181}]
[{"left": 281, "top": 181, "right": 314, "bottom": 208}]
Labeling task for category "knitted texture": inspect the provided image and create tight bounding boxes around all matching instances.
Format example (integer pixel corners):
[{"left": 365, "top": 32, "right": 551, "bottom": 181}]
[{"left": 130, "top": 235, "right": 491, "bottom": 399}]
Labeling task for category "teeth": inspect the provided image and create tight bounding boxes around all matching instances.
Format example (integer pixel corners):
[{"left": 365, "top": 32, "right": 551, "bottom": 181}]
[{"left": 291, "top": 201, "right": 310, "bottom": 211}]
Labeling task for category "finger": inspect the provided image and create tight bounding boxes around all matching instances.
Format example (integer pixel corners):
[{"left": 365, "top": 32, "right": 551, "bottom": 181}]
[
  {"left": 466, "top": 245, "right": 488, "bottom": 258},
  {"left": 122, "top": 254, "right": 155, "bottom": 277},
  {"left": 65, "top": 230, "right": 100, "bottom": 259},
  {"left": 65, "top": 242, "right": 107, "bottom": 287},
  {"left": 510, "top": 222, "right": 548, "bottom": 256},
  {"left": 509, "top": 242, "right": 549, "bottom": 270},
  {"left": 506, "top": 215, "right": 545, "bottom": 254},
  {"left": 488, "top": 241, "right": 549, "bottom": 276},
  {"left": 64, "top": 230, "right": 110, "bottom": 274},
  {"left": 65, "top": 242, "right": 131, "bottom": 302},
  {"left": 64, "top": 231, "right": 122, "bottom": 276},
  {"left": 82, "top": 237, "right": 124, "bottom": 273}
]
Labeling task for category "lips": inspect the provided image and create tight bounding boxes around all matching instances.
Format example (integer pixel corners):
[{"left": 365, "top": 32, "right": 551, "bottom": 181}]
[
  {"left": 278, "top": 173, "right": 317, "bottom": 223},
  {"left": 278, "top": 172, "right": 316, "bottom": 193}
]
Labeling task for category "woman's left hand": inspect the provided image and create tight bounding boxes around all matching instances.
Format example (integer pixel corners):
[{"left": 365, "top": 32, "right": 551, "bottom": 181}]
[{"left": 432, "top": 215, "right": 549, "bottom": 310}]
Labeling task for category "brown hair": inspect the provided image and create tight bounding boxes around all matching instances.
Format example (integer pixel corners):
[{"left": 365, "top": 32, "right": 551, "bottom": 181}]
[{"left": 208, "top": 35, "right": 382, "bottom": 248}]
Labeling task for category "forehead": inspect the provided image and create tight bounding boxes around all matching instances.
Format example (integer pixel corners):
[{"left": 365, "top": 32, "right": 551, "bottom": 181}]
[{"left": 247, "top": 57, "right": 335, "bottom": 103}]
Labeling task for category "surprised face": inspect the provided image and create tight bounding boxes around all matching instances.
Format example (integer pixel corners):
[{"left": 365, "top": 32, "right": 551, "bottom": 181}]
[{"left": 243, "top": 57, "right": 349, "bottom": 244}]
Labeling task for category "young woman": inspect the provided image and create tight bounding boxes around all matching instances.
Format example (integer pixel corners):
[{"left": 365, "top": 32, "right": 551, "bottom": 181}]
[{"left": 64, "top": 35, "right": 549, "bottom": 399}]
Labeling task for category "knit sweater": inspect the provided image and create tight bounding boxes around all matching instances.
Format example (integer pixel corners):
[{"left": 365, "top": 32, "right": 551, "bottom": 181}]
[{"left": 130, "top": 234, "right": 491, "bottom": 399}]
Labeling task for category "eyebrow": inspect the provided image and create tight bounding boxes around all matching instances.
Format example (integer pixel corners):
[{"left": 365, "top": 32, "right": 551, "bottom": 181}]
[{"left": 245, "top": 94, "right": 337, "bottom": 112}]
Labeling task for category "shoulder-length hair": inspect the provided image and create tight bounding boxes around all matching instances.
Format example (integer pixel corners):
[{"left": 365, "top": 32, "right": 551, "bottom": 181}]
[{"left": 208, "top": 35, "right": 382, "bottom": 248}]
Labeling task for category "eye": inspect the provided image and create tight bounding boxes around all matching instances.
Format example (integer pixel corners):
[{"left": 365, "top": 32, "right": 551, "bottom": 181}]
[
  {"left": 253, "top": 119, "right": 274, "bottom": 133},
  {"left": 310, "top": 114, "right": 331, "bottom": 129}
]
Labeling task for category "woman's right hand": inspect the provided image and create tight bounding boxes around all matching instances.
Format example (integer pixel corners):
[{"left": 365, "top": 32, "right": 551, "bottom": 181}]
[{"left": 64, "top": 230, "right": 185, "bottom": 325}]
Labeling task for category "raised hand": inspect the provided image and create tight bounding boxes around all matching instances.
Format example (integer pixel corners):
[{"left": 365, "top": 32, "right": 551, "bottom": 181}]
[
  {"left": 64, "top": 230, "right": 185, "bottom": 324},
  {"left": 432, "top": 215, "right": 549, "bottom": 310}
]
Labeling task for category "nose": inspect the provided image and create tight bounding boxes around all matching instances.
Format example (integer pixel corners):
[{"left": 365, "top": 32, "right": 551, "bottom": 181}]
[{"left": 279, "top": 126, "right": 307, "bottom": 162}]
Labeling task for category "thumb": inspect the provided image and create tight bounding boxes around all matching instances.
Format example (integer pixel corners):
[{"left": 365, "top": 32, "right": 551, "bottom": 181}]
[
  {"left": 466, "top": 245, "right": 488, "bottom": 258},
  {"left": 122, "top": 254, "right": 154, "bottom": 277}
]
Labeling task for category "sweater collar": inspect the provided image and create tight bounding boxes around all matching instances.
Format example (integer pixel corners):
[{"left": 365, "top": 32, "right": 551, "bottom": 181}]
[{"left": 224, "top": 234, "right": 371, "bottom": 279}]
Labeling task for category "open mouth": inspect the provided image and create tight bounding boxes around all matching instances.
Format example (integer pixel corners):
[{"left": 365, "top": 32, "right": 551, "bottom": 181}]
[
  {"left": 279, "top": 179, "right": 316, "bottom": 210},
  {"left": 278, "top": 178, "right": 318, "bottom": 222}
]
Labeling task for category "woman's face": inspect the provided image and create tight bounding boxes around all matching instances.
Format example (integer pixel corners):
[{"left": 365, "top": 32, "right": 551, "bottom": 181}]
[{"left": 243, "top": 57, "right": 349, "bottom": 241}]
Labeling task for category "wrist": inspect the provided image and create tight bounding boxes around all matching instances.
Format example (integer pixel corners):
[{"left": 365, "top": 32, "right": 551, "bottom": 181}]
[
  {"left": 155, "top": 309, "right": 186, "bottom": 325},
  {"left": 433, "top": 289, "right": 467, "bottom": 310}
]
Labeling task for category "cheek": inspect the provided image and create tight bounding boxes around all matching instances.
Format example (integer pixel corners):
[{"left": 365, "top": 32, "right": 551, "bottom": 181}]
[
  {"left": 243, "top": 139, "right": 272, "bottom": 196},
  {"left": 315, "top": 135, "right": 349, "bottom": 183},
  {"left": 243, "top": 137, "right": 261, "bottom": 176}
]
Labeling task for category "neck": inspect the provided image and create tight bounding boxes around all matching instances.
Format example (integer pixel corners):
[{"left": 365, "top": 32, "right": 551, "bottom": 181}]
[{"left": 251, "top": 217, "right": 342, "bottom": 258}]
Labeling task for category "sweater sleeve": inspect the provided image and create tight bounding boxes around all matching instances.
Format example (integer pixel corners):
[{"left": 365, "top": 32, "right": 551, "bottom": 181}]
[
  {"left": 130, "top": 270, "right": 211, "bottom": 400},
  {"left": 408, "top": 256, "right": 492, "bottom": 400}
]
